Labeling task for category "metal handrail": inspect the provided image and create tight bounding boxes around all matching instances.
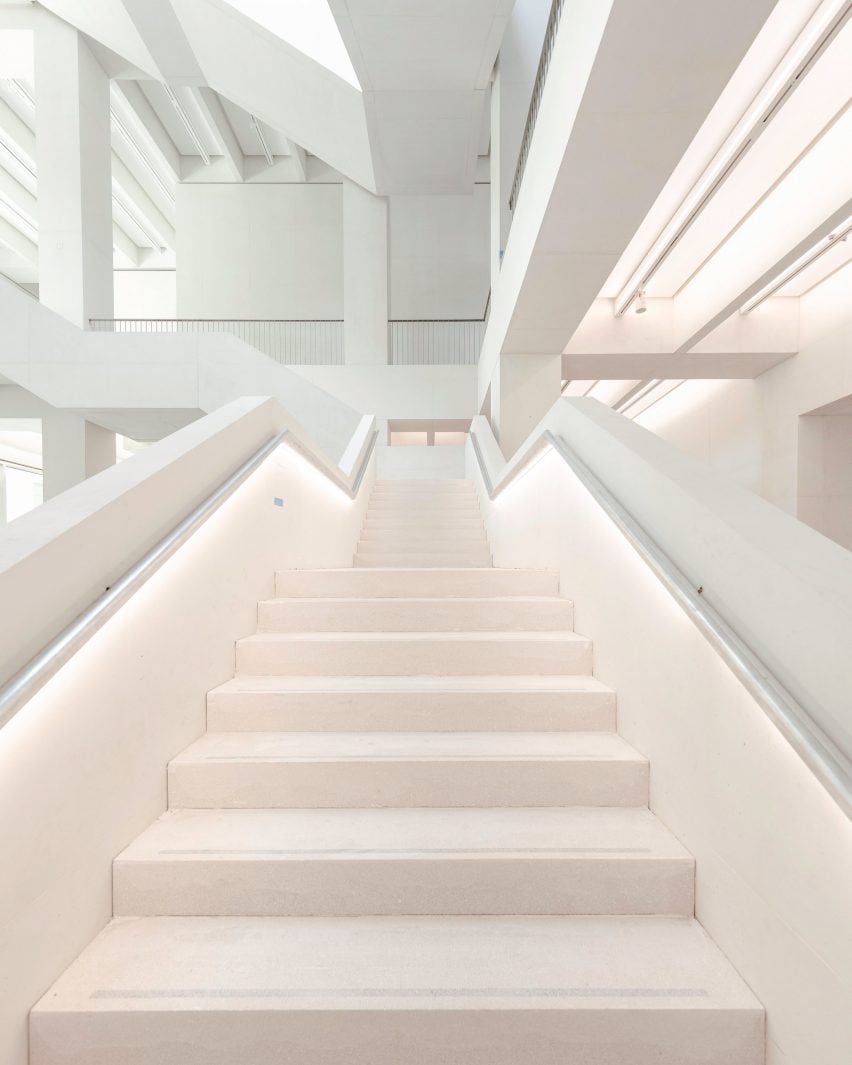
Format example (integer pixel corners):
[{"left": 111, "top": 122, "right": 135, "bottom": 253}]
[
  {"left": 470, "top": 426, "right": 852, "bottom": 818},
  {"left": 0, "top": 425, "right": 377, "bottom": 732},
  {"left": 508, "top": 0, "right": 566, "bottom": 213}
]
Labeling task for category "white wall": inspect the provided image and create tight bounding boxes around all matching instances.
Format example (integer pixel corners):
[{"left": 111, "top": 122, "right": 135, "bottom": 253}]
[
  {"left": 637, "top": 264, "right": 852, "bottom": 539},
  {"left": 377, "top": 444, "right": 466, "bottom": 480},
  {"left": 176, "top": 183, "right": 344, "bottom": 320},
  {"left": 468, "top": 415, "right": 852, "bottom": 1065},
  {"left": 175, "top": 182, "right": 491, "bottom": 326},
  {"left": 798, "top": 410, "right": 852, "bottom": 550},
  {"left": 389, "top": 187, "right": 490, "bottom": 320},
  {"left": 113, "top": 270, "right": 177, "bottom": 319},
  {"left": 0, "top": 398, "right": 374, "bottom": 1065}
]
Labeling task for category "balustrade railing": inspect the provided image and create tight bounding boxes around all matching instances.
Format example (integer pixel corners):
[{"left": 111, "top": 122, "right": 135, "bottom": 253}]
[
  {"left": 88, "top": 318, "right": 344, "bottom": 366},
  {"left": 388, "top": 318, "right": 486, "bottom": 366},
  {"left": 508, "top": 0, "right": 566, "bottom": 213}
]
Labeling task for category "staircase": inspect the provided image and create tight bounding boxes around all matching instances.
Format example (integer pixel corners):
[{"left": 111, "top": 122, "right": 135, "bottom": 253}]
[{"left": 30, "top": 479, "right": 764, "bottom": 1064}]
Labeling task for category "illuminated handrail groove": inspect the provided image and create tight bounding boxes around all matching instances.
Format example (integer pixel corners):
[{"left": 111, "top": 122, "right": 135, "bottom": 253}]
[{"left": 470, "top": 426, "right": 852, "bottom": 818}]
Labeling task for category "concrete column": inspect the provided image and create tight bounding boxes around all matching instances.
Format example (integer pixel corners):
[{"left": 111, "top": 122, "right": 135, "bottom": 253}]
[
  {"left": 42, "top": 413, "right": 115, "bottom": 500},
  {"left": 490, "top": 66, "right": 502, "bottom": 289},
  {"left": 343, "top": 179, "right": 389, "bottom": 365},
  {"left": 0, "top": 464, "right": 7, "bottom": 525},
  {"left": 35, "top": 16, "right": 114, "bottom": 328},
  {"left": 492, "top": 353, "right": 562, "bottom": 459}
]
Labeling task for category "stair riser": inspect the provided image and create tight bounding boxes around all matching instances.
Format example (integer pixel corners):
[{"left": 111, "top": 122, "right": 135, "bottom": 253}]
[
  {"left": 276, "top": 570, "right": 560, "bottom": 597},
  {"left": 356, "top": 542, "right": 490, "bottom": 556},
  {"left": 367, "top": 504, "right": 482, "bottom": 517},
  {"left": 359, "top": 528, "right": 488, "bottom": 543},
  {"left": 168, "top": 760, "right": 648, "bottom": 809},
  {"left": 355, "top": 554, "right": 493, "bottom": 568},
  {"left": 236, "top": 637, "right": 592, "bottom": 676},
  {"left": 113, "top": 857, "right": 694, "bottom": 917},
  {"left": 206, "top": 691, "right": 616, "bottom": 732},
  {"left": 31, "top": 1007, "right": 764, "bottom": 1065},
  {"left": 257, "top": 600, "right": 575, "bottom": 633}
]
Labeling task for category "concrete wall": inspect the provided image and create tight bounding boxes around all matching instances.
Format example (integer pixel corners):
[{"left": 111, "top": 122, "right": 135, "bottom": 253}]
[
  {"left": 468, "top": 409, "right": 852, "bottom": 1065},
  {"left": 176, "top": 183, "right": 344, "bottom": 320},
  {"left": 388, "top": 187, "right": 490, "bottom": 320},
  {"left": 0, "top": 398, "right": 374, "bottom": 1065},
  {"left": 175, "top": 182, "right": 489, "bottom": 323}
]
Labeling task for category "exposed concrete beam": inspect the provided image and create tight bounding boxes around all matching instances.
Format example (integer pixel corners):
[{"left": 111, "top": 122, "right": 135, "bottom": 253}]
[
  {"left": 0, "top": 165, "right": 36, "bottom": 235},
  {"left": 0, "top": 214, "right": 37, "bottom": 265},
  {"left": 286, "top": 138, "right": 307, "bottom": 181},
  {"left": 112, "top": 154, "right": 176, "bottom": 248},
  {"left": 112, "top": 221, "right": 141, "bottom": 268},
  {"left": 478, "top": 0, "right": 778, "bottom": 405},
  {"left": 674, "top": 197, "right": 852, "bottom": 353},
  {"left": 191, "top": 86, "right": 244, "bottom": 181},
  {"left": 113, "top": 80, "right": 182, "bottom": 181},
  {"left": 563, "top": 351, "right": 793, "bottom": 380}
]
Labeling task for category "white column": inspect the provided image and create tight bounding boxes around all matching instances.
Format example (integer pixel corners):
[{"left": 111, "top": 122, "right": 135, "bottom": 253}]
[
  {"left": 491, "top": 353, "right": 562, "bottom": 459},
  {"left": 490, "top": 65, "right": 502, "bottom": 290},
  {"left": 42, "top": 414, "right": 115, "bottom": 500},
  {"left": 35, "top": 16, "right": 114, "bottom": 328},
  {"left": 343, "top": 179, "right": 388, "bottom": 365}
]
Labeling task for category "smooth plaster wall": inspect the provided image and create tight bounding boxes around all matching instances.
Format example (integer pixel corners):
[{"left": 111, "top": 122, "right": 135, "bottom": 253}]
[{"left": 468, "top": 431, "right": 852, "bottom": 1065}]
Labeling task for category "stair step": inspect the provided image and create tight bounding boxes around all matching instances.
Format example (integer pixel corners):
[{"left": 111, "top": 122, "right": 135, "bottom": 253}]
[
  {"left": 357, "top": 540, "right": 490, "bottom": 555},
  {"left": 276, "top": 568, "right": 560, "bottom": 597},
  {"left": 235, "top": 631, "right": 592, "bottom": 676},
  {"left": 355, "top": 552, "right": 493, "bottom": 568},
  {"left": 167, "top": 732, "right": 647, "bottom": 808},
  {"left": 207, "top": 675, "right": 616, "bottom": 732},
  {"left": 257, "top": 597, "right": 575, "bottom": 633},
  {"left": 367, "top": 501, "right": 482, "bottom": 514},
  {"left": 359, "top": 526, "right": 488, "bottom": 542},
  {"left": 362, "top": 517, "right": 489, "bottom": 530},
  {"left": 31, "top": 916, "right": 764, "bottom": 1065},
  {"left": 372, "top": 479, "right": 475, "bottom": 490},
  {"left": 113, "top": 807, "right": 694, "bottom": 917}
]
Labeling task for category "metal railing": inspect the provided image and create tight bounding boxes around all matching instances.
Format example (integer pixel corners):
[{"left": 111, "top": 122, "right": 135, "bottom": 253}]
[
  {"left": 388, "top": 318, "right": 487, "bottom": 366},
  {"left": 89, "top": 318, "right": 344, "bottom": 366},
  {"left": 509, "top": 0, "right": 566, "bottom": 213},
  {"left": 469, "top": 424, "right": 852, "bottom": 819}
]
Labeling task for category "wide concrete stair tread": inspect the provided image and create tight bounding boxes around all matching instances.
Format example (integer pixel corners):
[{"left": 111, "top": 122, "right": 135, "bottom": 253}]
[
  {"left": 276, "top": 567, "right": 560, "bottom": 597},
  {"left": 236, "top": 630, "right": 592, "bottom": 676},
  {"left": 174, "top": 729, "right": 642, "bottom": 763},
  {"left": 168, "top": 731, "right": 647, "bottom": 810},
  {"left": 31, "top": 916, "right": 763, "bottom": 1065},
  {"left": 355, "top": 553, "right": 492, "bottom": 568},
  {"left": 113, "top": 806, "right": 694, "bottom": 917},
  {"left": 206, "top": 674, "right": 616, "bottom": 731},
  {"left": 257, "top": 596, "right": 575, "bottom": 632}
]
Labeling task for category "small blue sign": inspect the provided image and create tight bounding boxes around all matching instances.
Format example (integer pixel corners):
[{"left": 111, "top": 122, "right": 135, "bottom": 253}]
[{"left": 273, "top": 497, "right": 285, "bottom": 507}]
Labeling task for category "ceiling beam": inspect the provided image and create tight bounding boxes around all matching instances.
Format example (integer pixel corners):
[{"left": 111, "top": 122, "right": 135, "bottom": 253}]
[
  {"left": 191, "top": 87, "right": 244, "bottom": 181},
  {"left": 113, "top": 81, "right": 182, "bottom": 181},
  {"left": 112, "top": 222, "right": 141, "bottom": 268},
  {"left": 112, "top": 154, "right": 176, "bottom": 249},
  {"left": 0, "top": 214, "right": 37, "bottom": 265},
  {"left": 286, "top": 138, "right": 307, "bottom": 181},
  {"left": 674, "top": 196, "right": 852, "bottom": 353},
  {"left": 563, "top": 351, "right": 793, "bottom": 380}
]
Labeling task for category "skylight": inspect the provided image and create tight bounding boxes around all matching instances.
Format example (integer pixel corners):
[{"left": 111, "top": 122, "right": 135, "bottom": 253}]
[{"left": 222, "top": 0, "right": 360, "bottom": 89}]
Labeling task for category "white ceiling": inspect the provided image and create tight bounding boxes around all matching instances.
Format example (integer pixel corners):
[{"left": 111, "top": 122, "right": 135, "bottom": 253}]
[{"left": 328, "top": 0, "right": 513, "bottom": 193}]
